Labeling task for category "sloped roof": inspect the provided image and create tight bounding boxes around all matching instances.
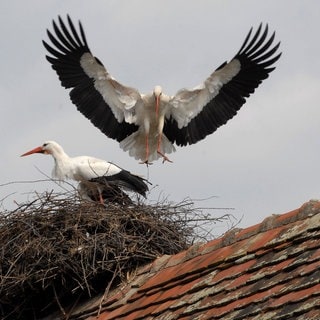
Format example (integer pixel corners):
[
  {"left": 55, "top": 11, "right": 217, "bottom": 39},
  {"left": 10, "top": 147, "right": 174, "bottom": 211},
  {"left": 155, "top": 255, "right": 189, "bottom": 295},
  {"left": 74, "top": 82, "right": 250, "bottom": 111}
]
[{"left": 68, "top": 200, "right": 320, "bottom": 320}]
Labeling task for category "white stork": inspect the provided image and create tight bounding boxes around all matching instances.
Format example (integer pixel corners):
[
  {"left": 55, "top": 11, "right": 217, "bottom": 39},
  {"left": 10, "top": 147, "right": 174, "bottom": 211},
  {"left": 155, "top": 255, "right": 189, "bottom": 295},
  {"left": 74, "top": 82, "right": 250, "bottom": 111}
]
[
  {"left": 43, "top": 16, "right": 281, "bottom": 164},
  {"left": 21, "top": 141, "right": 149, "bottom": 203}
]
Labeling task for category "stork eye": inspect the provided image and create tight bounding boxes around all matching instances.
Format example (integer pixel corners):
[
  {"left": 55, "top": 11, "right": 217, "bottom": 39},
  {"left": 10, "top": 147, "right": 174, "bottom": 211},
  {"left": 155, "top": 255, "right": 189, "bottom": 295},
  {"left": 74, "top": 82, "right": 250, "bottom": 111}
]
[{"left": 43, "top": 143, "right": 48, "bottom": 147}]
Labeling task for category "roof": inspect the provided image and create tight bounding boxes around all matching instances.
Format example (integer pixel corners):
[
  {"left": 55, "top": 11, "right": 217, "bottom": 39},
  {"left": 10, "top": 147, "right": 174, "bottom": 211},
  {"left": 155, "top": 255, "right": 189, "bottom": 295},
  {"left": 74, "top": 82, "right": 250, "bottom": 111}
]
[{"left": 67, "top": 200, "right": 320, "bottom": 320}]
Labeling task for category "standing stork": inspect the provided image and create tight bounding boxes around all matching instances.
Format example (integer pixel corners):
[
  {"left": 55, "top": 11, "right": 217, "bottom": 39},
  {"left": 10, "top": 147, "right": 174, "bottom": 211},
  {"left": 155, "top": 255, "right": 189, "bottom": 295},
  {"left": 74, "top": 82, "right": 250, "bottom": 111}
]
[
  {"left": 21, "top": 141, "right": 149, "bottom": 204},
  {"left": 43, "top": 16, "right": 281, "bottom": 164}
]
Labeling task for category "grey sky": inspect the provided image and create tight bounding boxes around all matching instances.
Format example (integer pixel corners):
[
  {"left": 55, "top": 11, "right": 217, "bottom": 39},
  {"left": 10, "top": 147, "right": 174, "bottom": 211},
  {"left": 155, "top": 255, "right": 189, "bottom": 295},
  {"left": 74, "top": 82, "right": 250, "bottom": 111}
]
[{"left": 1, "top": 0, "right": 319, "bottom": 233}]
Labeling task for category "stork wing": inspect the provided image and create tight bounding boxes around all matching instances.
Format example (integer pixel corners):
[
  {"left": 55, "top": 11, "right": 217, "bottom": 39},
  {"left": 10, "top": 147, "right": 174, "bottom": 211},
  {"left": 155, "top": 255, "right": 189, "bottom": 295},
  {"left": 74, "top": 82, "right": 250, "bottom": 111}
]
[
  {"left": 74, "top": 156, "right": 122, "bottom": 180},
  {"left": 74, "top": 156, "right": 149, "bottom": 196},
  {"left": 164, "top": 24, "right": 281, "bottom": 146},
  {"left": 43, "top": 15, "right": 140, "bottom": 142}
]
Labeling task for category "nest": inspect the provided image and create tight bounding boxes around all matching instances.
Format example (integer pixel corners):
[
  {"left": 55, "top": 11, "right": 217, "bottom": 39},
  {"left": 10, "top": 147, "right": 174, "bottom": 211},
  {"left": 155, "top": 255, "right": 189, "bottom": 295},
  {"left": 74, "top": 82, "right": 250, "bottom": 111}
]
[{"left": 0, "top": 189, "right": 232, "bottom": 319}]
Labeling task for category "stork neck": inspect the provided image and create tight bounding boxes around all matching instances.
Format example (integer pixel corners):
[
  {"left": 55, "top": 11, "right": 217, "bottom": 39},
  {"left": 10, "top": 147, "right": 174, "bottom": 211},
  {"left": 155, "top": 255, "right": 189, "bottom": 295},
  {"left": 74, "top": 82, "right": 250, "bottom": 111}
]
[
  {"left": 50, "top": 147, "right": 72, "bottom": 180},
  {"left": 50, "top": 147, "right": 70, "bottom": 163}
]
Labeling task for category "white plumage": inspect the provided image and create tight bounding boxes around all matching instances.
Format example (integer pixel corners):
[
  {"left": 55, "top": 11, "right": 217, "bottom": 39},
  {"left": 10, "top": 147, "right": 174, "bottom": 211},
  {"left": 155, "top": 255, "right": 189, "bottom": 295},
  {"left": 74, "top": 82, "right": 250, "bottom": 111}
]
[
  {"left": 43, "top": 16, "right": 281, "bottom": 164},
  {"left": 21, "top": 141, "right": 149, "bottom": 203}
]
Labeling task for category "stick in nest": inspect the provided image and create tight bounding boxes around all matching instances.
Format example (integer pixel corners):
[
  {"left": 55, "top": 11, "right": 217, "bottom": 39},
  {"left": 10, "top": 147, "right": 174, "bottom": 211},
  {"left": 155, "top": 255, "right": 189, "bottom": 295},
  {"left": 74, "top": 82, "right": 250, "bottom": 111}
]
[{"left": 0, "top": 189, "right": 234, "bottom": 319}]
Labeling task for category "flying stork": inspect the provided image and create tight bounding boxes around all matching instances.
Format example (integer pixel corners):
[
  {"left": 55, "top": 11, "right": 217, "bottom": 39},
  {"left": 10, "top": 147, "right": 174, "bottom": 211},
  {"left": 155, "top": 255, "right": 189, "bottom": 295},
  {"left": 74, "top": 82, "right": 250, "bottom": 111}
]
[
  {"left": 21, "top": 141, "right": 149, "bottom": 204},
  {"left": 43, "top": 16, "right": 281, "bottom": 164}
]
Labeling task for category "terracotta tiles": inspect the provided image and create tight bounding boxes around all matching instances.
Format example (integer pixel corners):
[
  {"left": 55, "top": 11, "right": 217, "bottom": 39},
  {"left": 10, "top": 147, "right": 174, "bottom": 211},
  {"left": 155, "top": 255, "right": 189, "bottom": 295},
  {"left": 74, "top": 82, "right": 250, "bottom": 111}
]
[{"left": 68, "top": 200, "right": 320, "bottom": 320}]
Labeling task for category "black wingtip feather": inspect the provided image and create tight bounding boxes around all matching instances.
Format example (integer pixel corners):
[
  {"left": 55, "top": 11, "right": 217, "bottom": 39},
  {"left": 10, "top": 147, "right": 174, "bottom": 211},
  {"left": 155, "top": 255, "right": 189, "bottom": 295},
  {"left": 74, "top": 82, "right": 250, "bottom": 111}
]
[
  {"left": 165, "top": 23, "right": 281, "bottom": 147},
  {"left": 43, "top": 15, "right": 138, "bottom": 142}
]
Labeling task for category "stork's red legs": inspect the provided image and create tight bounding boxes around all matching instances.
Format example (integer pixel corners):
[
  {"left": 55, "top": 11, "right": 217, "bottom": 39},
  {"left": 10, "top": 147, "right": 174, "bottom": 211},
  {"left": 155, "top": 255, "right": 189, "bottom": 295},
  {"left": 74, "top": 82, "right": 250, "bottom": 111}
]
[
  {"left": 140, "top": 135, "right": 152, "bottom": 165},
  {"left": 98, "top": 190, "right": 105, "bottom": 205},
  {"left": 140, "top": 133, "right": 172, "bottom": 165},
  {"left": 157, "top": 133, "right": 172, "bottom": 163}
]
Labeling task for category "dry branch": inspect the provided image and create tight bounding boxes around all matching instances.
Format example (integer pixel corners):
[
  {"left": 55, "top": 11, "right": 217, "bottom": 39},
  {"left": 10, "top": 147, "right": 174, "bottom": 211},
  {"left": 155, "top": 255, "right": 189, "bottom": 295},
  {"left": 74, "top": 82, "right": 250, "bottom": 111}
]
[{"left": 0, "top": 189, "right": 233, "bottom": 319}]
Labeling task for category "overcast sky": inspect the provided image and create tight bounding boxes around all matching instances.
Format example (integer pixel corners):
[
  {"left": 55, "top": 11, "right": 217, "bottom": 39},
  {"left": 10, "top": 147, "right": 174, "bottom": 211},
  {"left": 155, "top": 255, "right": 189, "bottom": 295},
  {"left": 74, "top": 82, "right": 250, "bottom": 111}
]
[{"left": 1, "top": 0, "right": 319, "bottom": 234}]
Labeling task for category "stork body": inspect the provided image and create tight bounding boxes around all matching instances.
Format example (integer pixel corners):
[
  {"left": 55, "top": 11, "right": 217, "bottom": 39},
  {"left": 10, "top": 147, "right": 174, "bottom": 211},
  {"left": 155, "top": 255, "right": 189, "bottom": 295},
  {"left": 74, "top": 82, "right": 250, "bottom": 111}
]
[
  {"left": 121, "top": 86, "right": 173, "bottom": 163},
  {"left": 43, "top": 16, "right": 281, "bottom": 164},
  {"left": 21, "top": 141, "right": 149, "bottom": 202}
]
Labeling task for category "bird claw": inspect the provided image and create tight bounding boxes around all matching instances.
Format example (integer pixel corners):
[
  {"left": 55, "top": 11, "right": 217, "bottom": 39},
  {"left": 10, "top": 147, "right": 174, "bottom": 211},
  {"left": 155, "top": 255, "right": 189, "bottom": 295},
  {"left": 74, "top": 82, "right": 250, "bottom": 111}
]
[
  {"left": 140, "top": 159, "right": 153, "bottom": 166},
  {"left": 157, "top": 151, "right": 173, "bottom": 163},
  {"left": 162, "top": 156, "right": 173, "bottom": 163},
  {"left": 139, "top": 152, "right": 172, "bottom": 165}
]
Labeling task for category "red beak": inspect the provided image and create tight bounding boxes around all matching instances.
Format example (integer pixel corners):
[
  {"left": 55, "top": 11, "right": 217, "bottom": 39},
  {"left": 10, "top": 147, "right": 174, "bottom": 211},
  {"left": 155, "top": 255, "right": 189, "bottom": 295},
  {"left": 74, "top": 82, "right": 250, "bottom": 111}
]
[
  {"left": 21, "top": 146, "right": 44, "bottom": 157},
  {"left": 155, "top": 95, "right": 160, "bottom": 118}
]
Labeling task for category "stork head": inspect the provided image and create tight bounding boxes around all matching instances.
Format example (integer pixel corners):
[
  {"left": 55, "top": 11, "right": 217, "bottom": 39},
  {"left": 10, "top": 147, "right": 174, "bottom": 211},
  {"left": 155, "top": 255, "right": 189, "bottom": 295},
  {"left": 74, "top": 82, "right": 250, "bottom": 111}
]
[
  {"left": 21, "top": 141, "right": 63, "bottom": 157},
  {"left": 153, "top": 85, "right": 163, "bottom": 98}
]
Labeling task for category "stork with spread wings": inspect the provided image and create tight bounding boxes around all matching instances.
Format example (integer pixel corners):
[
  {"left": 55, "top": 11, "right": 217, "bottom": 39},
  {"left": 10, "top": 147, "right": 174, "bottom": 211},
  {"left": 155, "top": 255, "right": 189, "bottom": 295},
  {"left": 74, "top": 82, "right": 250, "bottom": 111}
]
[{"left": 43, "top": 16, "right": 281, "bottom": 164}]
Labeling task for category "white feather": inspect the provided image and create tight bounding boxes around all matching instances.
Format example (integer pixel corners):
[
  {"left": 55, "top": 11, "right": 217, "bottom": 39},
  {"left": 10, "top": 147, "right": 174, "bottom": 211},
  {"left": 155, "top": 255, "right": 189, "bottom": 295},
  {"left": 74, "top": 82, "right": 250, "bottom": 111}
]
[
  {"left": 80, "top": 53, "right": 142, "bottom": 124},
  {"left": 38, "top": 141, "right": 121, "bottom": 181},
  {"left": 168, "top": 59, "right": 241, "bottom": 128}
]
